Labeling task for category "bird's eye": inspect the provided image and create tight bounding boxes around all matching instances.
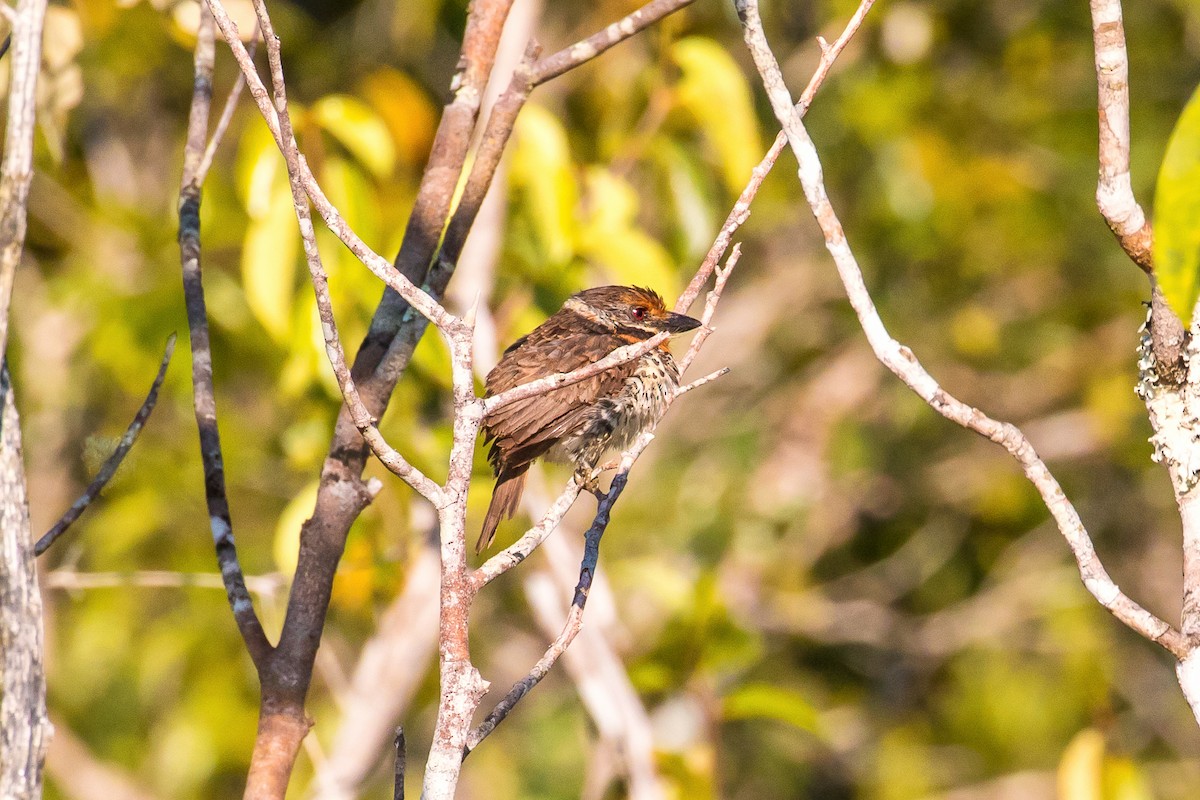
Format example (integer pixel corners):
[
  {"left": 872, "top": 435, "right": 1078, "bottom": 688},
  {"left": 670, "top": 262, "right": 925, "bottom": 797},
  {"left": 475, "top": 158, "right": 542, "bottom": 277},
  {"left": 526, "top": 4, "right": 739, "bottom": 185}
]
[{"left": 632, "top": 307, "right": 647, "bottom": 320}]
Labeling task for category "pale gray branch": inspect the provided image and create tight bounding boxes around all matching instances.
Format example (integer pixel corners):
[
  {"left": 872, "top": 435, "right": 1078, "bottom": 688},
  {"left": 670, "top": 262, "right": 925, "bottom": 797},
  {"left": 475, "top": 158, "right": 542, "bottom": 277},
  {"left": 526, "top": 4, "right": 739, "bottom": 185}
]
[{"left": 734, "top": 0, "right": 1188, "bottom": 659}]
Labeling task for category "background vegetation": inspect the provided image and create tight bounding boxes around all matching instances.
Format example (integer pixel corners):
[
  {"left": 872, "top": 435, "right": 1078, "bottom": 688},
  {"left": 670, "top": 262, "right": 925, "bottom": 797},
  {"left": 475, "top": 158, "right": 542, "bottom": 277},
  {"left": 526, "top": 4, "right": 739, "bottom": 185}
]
[{"left": 12, "top": 0, "right": 1200, "bottom": 796}]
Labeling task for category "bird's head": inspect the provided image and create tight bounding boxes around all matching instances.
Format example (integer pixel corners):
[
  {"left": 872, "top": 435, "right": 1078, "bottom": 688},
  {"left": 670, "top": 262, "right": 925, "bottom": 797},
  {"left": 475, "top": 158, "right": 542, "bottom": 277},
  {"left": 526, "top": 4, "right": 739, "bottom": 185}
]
[{"left": 565, "top": 285, "right": 701, "bottom": 339}]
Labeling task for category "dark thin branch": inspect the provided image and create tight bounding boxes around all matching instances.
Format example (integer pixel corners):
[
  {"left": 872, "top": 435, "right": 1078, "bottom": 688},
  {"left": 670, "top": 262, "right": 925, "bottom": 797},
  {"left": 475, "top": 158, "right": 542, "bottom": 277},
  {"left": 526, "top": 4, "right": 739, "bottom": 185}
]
[
  {"left": 35, "top": 334, "right": 177, "bottom": 556},
  {"left": 464, "top": 440, "right": 647, "bottom": 756},
  {"left": 178, "top": 2, "right": 272, "bottom": 668},
  {"left": 393, "top": 728, "right": 406, "bottom": 800}
]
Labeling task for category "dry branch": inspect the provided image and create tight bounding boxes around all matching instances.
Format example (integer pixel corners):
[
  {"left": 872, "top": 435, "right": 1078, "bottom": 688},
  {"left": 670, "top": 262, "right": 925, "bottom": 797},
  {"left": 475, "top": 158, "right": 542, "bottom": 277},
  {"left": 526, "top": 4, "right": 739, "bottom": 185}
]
[
  {"left": 734, "top": 0, "right": 1189, "bottom": 660},
  {"left": 178, "top": 3, "right": 272, "bottom": 669},
  {"left": 1089, "top": 0, "right": 1153, "bottom": 273},
  {"left": 35, "top": 334, "right": 176, "bottom": 556},
  {"left": 0, "top": 2, "right": 53, "bottom": 795}
]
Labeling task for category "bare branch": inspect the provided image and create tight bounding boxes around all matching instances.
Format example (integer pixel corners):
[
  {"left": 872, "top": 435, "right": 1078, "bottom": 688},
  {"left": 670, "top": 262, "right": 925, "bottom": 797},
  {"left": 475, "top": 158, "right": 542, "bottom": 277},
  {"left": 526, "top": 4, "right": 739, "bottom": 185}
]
[
  {"left": 246, "top": 0, "right": 442, "bottom": 502},
  {"left": 1088, "top": 0, "right": 1153, "bottom": 273},
  {"left": 734, "top": 0, "right": 1189, "bottom": 659},
  {"left": 483, "top": 333, "right": 670, "bottom": 415},
  {"left": 178, "top": 2, "right": 272, "bottom": 669},
  {"left": 675, "top": 1, "right": 872, "bottom": 315},
  {"left": 465, "top": 435, "right": 651, "bottom": 755},
  {"left": 35, "top": 334, "right": 176, "bottom": 555},
  {"left": 1, "top": 5, "right": 55, "bottom": 790},
  {"left": 531, "top": 0, "right": 695, "bottom": 85},
  {"left": 676, "top": 366, "right": 730, "bottom": 397},
  {"left": 196, "top": 32, "right": 257, "bottom": 185},
  {"left": 472, "top": 479, "right": 582, "bottom": 589}
]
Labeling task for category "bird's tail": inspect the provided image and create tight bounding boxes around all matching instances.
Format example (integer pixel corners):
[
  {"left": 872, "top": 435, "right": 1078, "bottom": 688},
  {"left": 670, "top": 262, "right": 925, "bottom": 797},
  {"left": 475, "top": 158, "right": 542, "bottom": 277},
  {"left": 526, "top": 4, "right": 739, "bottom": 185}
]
[{"left": 476, "top": 465, "right": 529, "bottom": 554}]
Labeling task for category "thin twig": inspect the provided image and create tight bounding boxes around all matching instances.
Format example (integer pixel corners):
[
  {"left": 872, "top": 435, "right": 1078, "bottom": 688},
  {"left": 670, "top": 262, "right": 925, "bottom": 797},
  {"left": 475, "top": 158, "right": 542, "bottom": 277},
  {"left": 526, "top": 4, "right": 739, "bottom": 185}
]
[
  {"left": 472, "top": 478, "right": 582, "bottom": 589},
  {"left": 679, "top": 244, "right": 740, "bottom": 373},
  {"left": 246, "top": 0, "right": 443, "bottom": 502},
  {"left": 1088, "top": 0, "right": 1153, "bottom": 273},
  {"left": 35, "top": 334, "right": 176, "bottom": 555},
  {"left": 676, "top": 367, "right": 730, "bottom": 397},
  {"left": 675, "top": 1, "right": 874, "bottom": 315},
  {"left": 465, "top": 435, "right": 651, "bottom": 755},
  {"left": 196, "top": 32, "right": 258, "bottom": 185},
  {"left": 734, "top": 0, "right": 1189, "bottom": 660},
  {"left": 483, "top": 333, "right": 670, "bottom": 415},
  {"left": 178, "top": 1, "right": 272, "bottom": 668},
  {"left": 43, "top": 568, "right": 285, "bottom": 597}
]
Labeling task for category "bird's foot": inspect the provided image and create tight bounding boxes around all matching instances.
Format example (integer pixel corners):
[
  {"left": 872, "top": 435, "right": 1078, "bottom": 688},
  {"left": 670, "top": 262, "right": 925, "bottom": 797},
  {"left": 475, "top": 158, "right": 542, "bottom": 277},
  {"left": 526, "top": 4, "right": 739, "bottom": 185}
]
[{"left": 575, "top": 468, "right": 606, "bottom": 499}]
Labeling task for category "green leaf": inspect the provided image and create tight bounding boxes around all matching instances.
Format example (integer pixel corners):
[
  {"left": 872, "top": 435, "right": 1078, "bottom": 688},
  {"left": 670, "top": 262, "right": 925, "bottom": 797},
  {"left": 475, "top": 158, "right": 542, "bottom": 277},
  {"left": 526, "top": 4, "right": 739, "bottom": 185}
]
[
  {"left": 1057, "top": 728, "right": 1104, "bottom": 800},
  {"left": 510, "top": 104, "right": 579, "bottom": 269},
  {"left": 577, "top": 167, "right": 679, "bottom": 295},
  {"left": 242, "top": 180, "right": 299, "bottom": 343},
  {"left": 1154, "top": 81, "right": 1200, "bottom": 324},
  {"left": 312, "top": 94, "right": 397, "bottom": 179},
  {"left": 671, "top": 37, "right": 763, "bottom": 193},
  {"left": 722, "top": 683, "right": 821, "bottom": 734}
]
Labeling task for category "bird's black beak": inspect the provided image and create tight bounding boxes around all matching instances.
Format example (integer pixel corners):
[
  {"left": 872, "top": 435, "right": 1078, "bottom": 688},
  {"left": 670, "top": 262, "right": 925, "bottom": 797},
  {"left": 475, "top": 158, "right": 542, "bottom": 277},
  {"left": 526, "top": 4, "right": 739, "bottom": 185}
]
[{"left": 661, "top": 312, "right": 702, "bottom": 334}]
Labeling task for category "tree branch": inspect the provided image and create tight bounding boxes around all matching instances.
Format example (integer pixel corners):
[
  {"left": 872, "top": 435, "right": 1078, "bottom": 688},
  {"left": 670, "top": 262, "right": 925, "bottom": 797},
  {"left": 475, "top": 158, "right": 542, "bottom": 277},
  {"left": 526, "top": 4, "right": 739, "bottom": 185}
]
[
  {"left": 734, "top": 0, "right": 1189, "bottom": 660},
  {"left": 245, "top": 0, "right": 443, "bottom": 502},
  {"left": 483, "top": 333, "right": 670, "bottom": 415},
  {"left": 465, "top": 435, "right": 651, "bottom": 755},
  {"left": 178, "top": 1, "right": 272, "bottom": 670},
  {"left": 35, "top": 334, "right": 176, "bottom": 555},
  {"left": 1088, "top": 0, "right": 1153, "bottom": 273},
  {"left": 0, "top": 3, "right": 54, "bottom": 794}
]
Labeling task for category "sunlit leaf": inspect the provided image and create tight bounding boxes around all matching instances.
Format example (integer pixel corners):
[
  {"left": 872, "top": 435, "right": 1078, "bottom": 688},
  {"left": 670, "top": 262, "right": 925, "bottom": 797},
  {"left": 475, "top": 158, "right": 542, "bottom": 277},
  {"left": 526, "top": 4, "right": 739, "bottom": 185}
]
[
  {"left": 578, "top": 167, "right": 679, "bottom": 295},
  {"left": 1154, "top": 81, "right": 1200, "bottom": 324},
  {"left": 312, "top": 94, "right": 397, "bottom": 179},
  {"left": 274, "top": 482, "right": 318, "bottom": 577},
  {"left": 722, "top": 683, "right": 820, "bottom": 734},
  {"left": 1057, "top": 728, "right": 1104, "bottom": 800},
  {"left": 358, "top": 67, "right": 438, "bottom": 170},
  {"left": 510, "top": 103, "right": 578, "bottom": 268},
  {"left": 242, "top": 180, "right": 299, "bottom": 343},
  {"left": 671, "top": 36, "right": 762, "bottom": 193},
  {"left": 1103, "top": 757, "right": 1154, "bottom": 800}
]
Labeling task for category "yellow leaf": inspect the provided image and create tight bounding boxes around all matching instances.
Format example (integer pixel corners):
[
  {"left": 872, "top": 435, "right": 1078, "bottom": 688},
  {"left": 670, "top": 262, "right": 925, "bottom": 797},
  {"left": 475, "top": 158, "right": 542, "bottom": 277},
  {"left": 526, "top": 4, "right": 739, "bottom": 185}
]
[
  {"left": 1057, "top": 728, "right": 1105, "bottom": 800},
  {"left": 358, "top": 68, "right": 438, "bottom": 170},
  {"left": 671, "top": 37, "right": 763, "bottom": 193},
  {"left": 578, "top": 167, "right": 679, "bottom": 295},
  {"left": 312, "top": 94, "right": 397, "bottom": 179},
  {"left": 510, "top": 104, "right": 578, "bottom": 268},
  {"left": 274, "top": 482, "right": 318, "bottom": 577},
  {"left": 242, "top": 180, "right": 299, "bottom": 343}
]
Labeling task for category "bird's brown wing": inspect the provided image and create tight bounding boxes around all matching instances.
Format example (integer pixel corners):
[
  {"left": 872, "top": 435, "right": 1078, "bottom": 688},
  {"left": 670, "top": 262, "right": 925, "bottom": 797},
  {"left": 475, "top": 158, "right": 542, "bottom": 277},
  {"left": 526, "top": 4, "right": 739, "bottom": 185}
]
[{"left": 483, "top": 330, "right": 636, "bottom": 470}]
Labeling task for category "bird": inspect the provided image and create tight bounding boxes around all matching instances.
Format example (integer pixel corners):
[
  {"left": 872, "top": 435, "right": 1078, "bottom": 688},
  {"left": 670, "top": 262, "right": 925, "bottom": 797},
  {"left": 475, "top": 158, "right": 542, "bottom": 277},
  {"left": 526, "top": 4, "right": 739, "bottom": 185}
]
[{"left": 476, "top": 285, "right": 702, "bottom": 553}]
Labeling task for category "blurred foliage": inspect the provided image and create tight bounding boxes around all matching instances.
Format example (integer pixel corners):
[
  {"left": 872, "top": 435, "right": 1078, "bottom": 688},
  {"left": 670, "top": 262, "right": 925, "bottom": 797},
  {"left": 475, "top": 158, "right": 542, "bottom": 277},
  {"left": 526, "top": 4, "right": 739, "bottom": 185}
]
[{"left": 11, "top": 0, "right": 1200, "bottom": 798}]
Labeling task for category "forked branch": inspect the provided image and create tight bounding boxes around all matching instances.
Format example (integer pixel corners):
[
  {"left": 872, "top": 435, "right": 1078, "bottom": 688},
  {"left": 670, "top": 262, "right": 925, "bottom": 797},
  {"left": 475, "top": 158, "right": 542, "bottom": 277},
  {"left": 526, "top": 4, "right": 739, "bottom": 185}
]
[{"left": 734, "top": 0, "right": 1189, "bottom": 660}]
